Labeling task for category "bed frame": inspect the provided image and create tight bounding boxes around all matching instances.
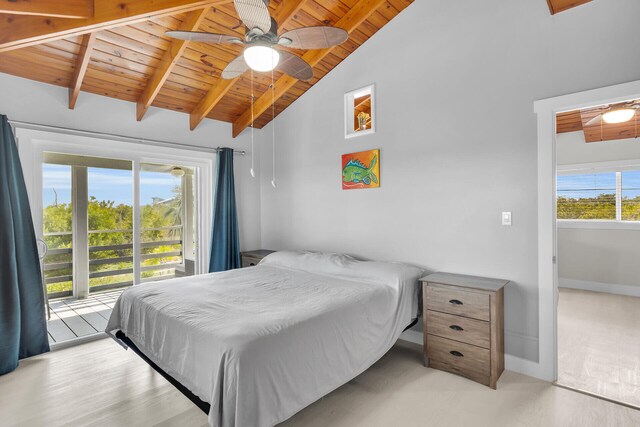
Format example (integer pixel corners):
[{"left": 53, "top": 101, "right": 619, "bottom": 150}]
[
  {"left": 114, "top": 319, "right": 419, "bottom": 416},
  {"left": 114, "top": 331, "right": 211, "bottom": 414}
]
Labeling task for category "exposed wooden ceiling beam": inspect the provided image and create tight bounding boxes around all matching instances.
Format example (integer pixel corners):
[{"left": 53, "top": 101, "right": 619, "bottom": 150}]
[
  {"left": 354, "top": 95, "right": 371, "bottom": 110},
  {"left": 0, "top": 0, "right": 94, "bottom": 19},
  {"left": 271, "top": 0, "right": 306, "bottom": 32},
  {"left": 69, "top": 32, "right": 97, "bottom": 109},
  {"left": 0, "top": 0, "right": 230, "bottom": 52},
  {"left": 188, "top": 0, "right": 306, "bottom": 131},
  {"left": 231, "top": 0, "right": 386, "bottom": 138},
  {"left": 190, "top": 78, "right": 240, "bottom": 130},
  {"left": 136, "top": 7, "right": 210, "bottom": 121},
  {"left": 546, "top": 0, "right": 592, "bottom": 15}
]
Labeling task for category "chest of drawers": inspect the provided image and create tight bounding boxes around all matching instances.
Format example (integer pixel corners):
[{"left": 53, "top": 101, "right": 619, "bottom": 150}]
[
  {"left": 240, "top": 249, "right": 275, "bottom": 267},
  {"left": 421, "top": 272, "right": 508, "bottom": 389}
]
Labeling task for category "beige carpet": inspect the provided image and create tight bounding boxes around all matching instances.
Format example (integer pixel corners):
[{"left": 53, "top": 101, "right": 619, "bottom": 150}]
[{"left": 558, "top": 287, "right": 640, "bottom": 408}]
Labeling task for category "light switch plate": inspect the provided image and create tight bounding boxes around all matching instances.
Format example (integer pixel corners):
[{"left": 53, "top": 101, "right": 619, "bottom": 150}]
[{"left": 502, "top": 211, "right": 512, "bottom": 226}]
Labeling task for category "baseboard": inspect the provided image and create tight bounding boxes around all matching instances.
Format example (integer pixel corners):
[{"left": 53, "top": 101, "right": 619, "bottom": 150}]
[
  {"left": 505, "top": 354, "right": 545, "bottom": 379},
  {"left": 559, "top": 278, "right": 640, "bottom": 298}
]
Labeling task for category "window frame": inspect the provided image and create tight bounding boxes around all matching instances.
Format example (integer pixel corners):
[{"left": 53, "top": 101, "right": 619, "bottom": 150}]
[
  {"left": 344, "top": 83, "right": 376, "bottom": 139},
  {"left": 557, "top": 159, "right": 640, "bottom": 230},
  {"left": 16, "top": 127, "right": 214, "bottom": 296}
]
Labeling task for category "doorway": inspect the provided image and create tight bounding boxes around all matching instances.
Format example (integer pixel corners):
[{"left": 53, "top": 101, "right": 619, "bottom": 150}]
[
  {"left": 554, "top": 102, "right": 640, "bottom": 407},
  {"left": 533, "top": 79, "right": 640, "bottom": 384}
]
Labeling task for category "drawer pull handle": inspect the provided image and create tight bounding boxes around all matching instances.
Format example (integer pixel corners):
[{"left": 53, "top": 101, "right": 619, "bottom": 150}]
[
  {"left": 449, "top": 325, "right": 464, "bottom": 331},
  {"left": 449, "top": 299, "right": 463, "bottom": 306},
  {"left": 449, "top": 350, "right": 464, "bottom": 357}
]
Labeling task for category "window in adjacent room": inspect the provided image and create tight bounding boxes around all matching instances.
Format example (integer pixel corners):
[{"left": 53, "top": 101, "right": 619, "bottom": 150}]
[{"left": 557, "top": 168, "right": 640, "bottom": 222}]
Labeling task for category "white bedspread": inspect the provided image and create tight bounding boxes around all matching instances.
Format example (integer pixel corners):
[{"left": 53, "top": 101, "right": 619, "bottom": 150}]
[{"left": 106, "top": 251, "right": 423, "bottom": 427}]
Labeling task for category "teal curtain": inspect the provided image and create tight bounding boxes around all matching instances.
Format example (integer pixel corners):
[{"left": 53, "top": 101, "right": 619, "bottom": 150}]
[
  {"left": 0, "top": 115, "right": 50, "bottom": 375},
  {"left": 209, "top": 148, "right": 241, "bottom": 272}
]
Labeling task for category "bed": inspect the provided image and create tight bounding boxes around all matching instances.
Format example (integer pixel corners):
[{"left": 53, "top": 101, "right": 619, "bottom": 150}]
[{"left": 106, "top": 251, "right": 423, "bottom": 427}]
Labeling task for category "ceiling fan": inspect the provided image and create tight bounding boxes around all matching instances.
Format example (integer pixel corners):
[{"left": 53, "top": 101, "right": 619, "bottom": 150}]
[
  {"left": 165, "top": 0, "right": 348, "bottom": 81},
  {"left": 584, "top": 100, "right": 640, "bottom": 126}
]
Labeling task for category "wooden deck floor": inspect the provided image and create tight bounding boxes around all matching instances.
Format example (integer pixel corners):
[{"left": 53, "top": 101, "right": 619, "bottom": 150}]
[{"left": 47, "top": 289, "right": 124, "bottom": 344}]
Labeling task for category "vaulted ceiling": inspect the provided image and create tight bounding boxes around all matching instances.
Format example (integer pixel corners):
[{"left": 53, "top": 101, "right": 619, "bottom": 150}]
[
  {"left": 0, "top": 0, "right": 412, "bottom": 137},
  {"left": 556, "top": 102, "right": 640, "bottom": 142},
  {"left": 546, "top": 0, "right": 592, "bottom": 15}
]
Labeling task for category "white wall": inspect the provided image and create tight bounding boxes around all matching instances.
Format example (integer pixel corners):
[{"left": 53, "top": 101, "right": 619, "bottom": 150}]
[
  {"left": 258, "top": 0, "right": 640, "bottom": 363},
  {"left": 0, "top": 73, "right": 263, "bottom": 252},
  {"left": 558, "top": 228, "right": 640, "bottom": 288},
  {"left": 557, "top": 131, "right": 640, "bottom": 292},
  {"left": 557, "top": 131, "right": 640, "bottom": 165}
]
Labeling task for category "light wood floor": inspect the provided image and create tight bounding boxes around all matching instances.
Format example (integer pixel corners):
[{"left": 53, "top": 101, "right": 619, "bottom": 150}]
[
  {"left": 558, "top": 288, "right": 640, "bottom": 408},
  {"left": 47, "top": 290, "right": 122, "bottom": 344},
  {"left": 2, "top": 338, "right": 639, "bottom": 426}
]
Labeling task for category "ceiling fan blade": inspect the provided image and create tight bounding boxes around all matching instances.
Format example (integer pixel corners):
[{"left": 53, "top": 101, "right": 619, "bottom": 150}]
[
  {"left": 165, "top": 31, "right": 244, "bottom": 44},
  {"left": 277, "top": 50, "right": 313, "bottom": 81},
  {"left": 278, "top": 26, "right": 348, "bottom": 49},
  {"left": 233, "top": 0, "right": 272, "bottom": 34},
  {"left": 222, "top": 54, "right": 249, "bottom": 79},
  {"left": 584, "top": 114, "right": 603, "bottom": 126}
]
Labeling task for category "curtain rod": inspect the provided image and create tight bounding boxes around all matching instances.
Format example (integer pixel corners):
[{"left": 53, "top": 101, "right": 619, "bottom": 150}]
[{"left": 7, "top": 119, "right": 246, "bottom": 156}]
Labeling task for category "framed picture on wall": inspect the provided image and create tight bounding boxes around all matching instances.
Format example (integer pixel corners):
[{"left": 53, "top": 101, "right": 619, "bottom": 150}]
[{"left": 341, "top": 149, "right": 380, "bottom": 190}]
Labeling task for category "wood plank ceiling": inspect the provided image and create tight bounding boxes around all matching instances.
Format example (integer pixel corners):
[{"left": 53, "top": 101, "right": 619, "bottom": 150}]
[
  {"left": 556, "top": 102, "right": 640, "bottom": 142},
  {"left": 546, "top": 0, "right": 592, "bottom": 15},
  {"left": 0, "top": 0, "right": 413, "bottom": 137}
]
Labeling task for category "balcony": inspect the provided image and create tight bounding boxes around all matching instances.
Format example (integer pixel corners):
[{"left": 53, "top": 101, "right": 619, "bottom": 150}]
[
  {"left": 44, "top": 227, "right": 192, "bottom": 346},
  {"left": 47, "top": 289, "right": 123, "bottom": 345},
  {"left": 44, "top": 228, "right": 186, "bottom": 299}
]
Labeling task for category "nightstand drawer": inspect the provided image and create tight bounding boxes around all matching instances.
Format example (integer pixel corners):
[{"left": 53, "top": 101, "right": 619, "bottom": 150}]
[
  {"left": 241, "top": 256, "right": 262, "bottom": 268},
  {"left": 427, "top": 334, "right": 490, "bottom": 380},
  {"left": 425, "top": 310, "right": 491, "bottom": 349},
  {"left": 425, "top": 285, "right": 490, "bottom": 321}
]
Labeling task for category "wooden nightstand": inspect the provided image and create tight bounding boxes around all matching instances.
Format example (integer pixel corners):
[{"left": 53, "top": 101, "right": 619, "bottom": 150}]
[
  {"left": 421, "top": 272, "right": 508, "bottom": 389},
  {"left": 240, "top": 250, "right": 275, "bottom": 267}
]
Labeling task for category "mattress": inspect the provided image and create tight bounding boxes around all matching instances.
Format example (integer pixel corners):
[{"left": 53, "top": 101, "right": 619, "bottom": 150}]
[{"left": 106, "top": 251, "right": 423, "bottom": 427}]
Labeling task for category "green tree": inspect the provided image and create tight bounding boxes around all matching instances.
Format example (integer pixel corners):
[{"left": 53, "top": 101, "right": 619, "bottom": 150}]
[{"left": 44, "top": 187, "right": 184, "bottom": 295}]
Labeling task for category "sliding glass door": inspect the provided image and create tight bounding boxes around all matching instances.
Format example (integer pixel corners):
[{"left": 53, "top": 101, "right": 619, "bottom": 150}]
[
  {"left": 42, "top": 163, "right": 73, "bottom": 298},
  {"left": 140, "top": 163, "right": 196, "bottom": 283},
  {"left": 88, "top": 163, "right": 134, "bottom": 294},
  {"left": 42, "top": 154, "right": 197, "bottom": 299}
]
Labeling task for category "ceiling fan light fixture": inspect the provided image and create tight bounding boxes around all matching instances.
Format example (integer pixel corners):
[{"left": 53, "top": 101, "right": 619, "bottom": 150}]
[
  {"left": 602, "top": 108, "right": 635, "bottom": 124},
  {"left": 243, "top": 45, "right": 280, "bottom": 72}
]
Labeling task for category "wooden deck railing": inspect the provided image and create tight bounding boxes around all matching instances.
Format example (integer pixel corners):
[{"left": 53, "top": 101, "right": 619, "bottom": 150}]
[{"left": 44, "top": 227, "right": 183, "bottom": 298}]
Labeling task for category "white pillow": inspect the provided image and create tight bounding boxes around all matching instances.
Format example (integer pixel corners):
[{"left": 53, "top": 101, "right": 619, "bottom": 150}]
[
  {"left": 260, "top": 250, "right": 424, "bottom": 288},
  {"left": 261, "top": 251, "right": 424, "bottom": 320}
]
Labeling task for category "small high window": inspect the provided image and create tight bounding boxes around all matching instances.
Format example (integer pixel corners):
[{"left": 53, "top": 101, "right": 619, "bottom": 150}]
[{"left": 344, "top": 84, "right": 375, "bottom": 138}]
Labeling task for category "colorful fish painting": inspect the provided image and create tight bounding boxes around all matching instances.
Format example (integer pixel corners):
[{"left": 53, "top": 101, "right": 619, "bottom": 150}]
[{"left": 341, "top": 149, "right": 380, "bottom": 189}]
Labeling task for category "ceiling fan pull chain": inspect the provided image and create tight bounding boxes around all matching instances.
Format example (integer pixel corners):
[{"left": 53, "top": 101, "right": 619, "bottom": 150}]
[
  {"left": 271, "top": 67, "right": 277, "bottom": 189},
  {"left": 250, "top": 69, "right": 255, "bottom": 178}
]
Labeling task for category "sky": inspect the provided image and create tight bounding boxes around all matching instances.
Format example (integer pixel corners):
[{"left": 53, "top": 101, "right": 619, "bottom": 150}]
[
  {"left": 557, "top": 171, "right": 640, "bottom": 199},
  {"left": 43, "top": 164, "right": 182, "bottom": 206}
]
